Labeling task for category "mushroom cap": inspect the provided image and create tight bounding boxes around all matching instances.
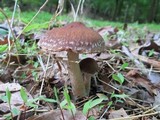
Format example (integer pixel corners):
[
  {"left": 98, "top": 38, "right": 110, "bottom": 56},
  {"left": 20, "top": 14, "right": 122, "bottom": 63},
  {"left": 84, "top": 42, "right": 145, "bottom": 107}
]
[
  {"left": 38, "top": 22, "right": 105, "bottom": 53},
  {"left": 80, "top": 58, "right": 99, "bottom": 74}
]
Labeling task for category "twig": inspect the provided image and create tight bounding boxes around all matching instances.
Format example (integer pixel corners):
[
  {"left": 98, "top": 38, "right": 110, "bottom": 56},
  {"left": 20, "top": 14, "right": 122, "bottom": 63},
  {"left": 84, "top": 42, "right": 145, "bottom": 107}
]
[
  {"left": 70, "top": 0, "right": 84, "bottom": 21},
  {"left": 109, "top": 111, "right": 160, "bottom": 120},
  {"left": 0, "top": 8, "right": 16, "bottom": 40},
  {"left": 48, "top": 0, "right": 64, "bottom": 29},
  {"left": 143, "top": 104, "right": 160, "bottom": 114},
  {"left": 8, "top": 0, "right": 18, "bottom": 51},
  {"left": 38, "top": 54, "right": 51, "bottom": 97},
  {"left": 74, "top": 0, "right": 82, "bottom": 21},
  {"left": 133, "top": 54, "right": 160, "bottom": 68},
  {"left": 99, "top": 103, "right": 112, "bottom": 119},
  {"left": 98, "top": 78, "right": 120, "bottom": 92},
  {"left": 16, "top": 0, "right": 49, "bottom": 39},
  {"left": 80, "top": 0, "right": 85, "bottom": 14},
  {"left": 0, "top": 7, "right": 19, "bottom": 69}
]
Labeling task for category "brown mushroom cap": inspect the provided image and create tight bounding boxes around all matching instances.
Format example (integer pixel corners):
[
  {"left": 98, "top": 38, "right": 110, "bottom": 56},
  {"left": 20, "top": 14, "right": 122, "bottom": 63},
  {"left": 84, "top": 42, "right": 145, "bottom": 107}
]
[
  {"left": 38, "top": 22, "right": 104, "bottom": 53},
  {"left": 80, "top": 58, "right": 99, "bottom": 74}
]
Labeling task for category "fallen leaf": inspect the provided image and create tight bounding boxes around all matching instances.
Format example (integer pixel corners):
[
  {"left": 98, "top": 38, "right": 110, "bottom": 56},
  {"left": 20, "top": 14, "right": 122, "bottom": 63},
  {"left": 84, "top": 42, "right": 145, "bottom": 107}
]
[
  {"left": 126, "top": 70, "right": 157, "bottom": 96},
  {"left": 0, "top": 83, "right": 21, "bottom": 92},
  {"left": 108, "top": 108, "right": 129, "bottom": 119},
  {"left": 26, "top": 110, "right": 86, "bottom": 120}
]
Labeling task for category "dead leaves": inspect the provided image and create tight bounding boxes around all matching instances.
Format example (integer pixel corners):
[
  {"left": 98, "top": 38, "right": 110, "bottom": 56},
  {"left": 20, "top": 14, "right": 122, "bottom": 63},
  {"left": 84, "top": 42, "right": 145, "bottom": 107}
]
[
  {"left": 1, "top": 20, "right": 160, "bottom": 119},
  {"left": 27, "top": 110, "right": 86, "bottom": 120}
]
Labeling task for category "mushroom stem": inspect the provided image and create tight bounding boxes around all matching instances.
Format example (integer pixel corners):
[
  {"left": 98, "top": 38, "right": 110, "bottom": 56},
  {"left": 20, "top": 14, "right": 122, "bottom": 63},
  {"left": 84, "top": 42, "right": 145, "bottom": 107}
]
[
  {"left": 67, "top": 51, "right": 86, "bottom": 97},
  {"left": 83, "top": 73, "right": 92, "bottom": 96}
]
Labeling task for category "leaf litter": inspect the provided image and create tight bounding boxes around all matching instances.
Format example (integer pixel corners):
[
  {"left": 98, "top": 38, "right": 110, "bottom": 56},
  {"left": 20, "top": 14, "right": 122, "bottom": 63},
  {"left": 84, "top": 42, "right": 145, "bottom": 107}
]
[{"left": 0, "top": 19, "right": 160, "bottom": 120}]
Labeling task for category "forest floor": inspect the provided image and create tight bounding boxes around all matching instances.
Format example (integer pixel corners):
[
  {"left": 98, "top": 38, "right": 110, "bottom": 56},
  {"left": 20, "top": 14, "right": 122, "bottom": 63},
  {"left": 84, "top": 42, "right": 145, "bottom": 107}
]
[{"left": 0, "top": 9, "right": 160, "bottom": 120}]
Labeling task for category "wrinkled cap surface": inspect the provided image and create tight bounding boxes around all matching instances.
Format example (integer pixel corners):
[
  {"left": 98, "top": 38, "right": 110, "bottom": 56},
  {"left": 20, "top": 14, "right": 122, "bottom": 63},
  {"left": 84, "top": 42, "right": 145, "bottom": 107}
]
[{"left": 38, "top": 22, "right": 105, "bottom": 53}]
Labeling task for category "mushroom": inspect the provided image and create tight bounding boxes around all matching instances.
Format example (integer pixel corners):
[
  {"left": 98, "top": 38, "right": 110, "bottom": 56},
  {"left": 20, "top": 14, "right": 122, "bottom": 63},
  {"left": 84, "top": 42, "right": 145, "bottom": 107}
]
[
  {"left": 38, "top": 22, "right": 104, "bottom": 98},
  {"left": 79, "top": 58, "right": 99, "bottom": 95}
]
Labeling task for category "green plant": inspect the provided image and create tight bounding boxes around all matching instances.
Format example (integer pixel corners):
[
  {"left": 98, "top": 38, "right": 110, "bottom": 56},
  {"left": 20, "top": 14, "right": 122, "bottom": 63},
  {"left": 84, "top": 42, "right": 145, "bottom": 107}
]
[
  {"left": 112, "top": 73, "right": 125, "bottom": 85},
  {"left": 83, "top": 94, "right": 107, "bottom": 119},
  {"left": 60, "top": 88, "right": 76, "bottom": 116},
  {"left": 1, "top": 88, "right": 20, "bottom": 120},
  {"left": 0, "top": 87, "right": 59, "bottom": 119},
  {"left": 6, "top": 88, "right": 13, "bottom": 120},
  {"left": 148, "top": 49, "right": 154, "bottom": 57},
  {"left": 120, "top": 62, "right": 129, "bottom": 70},
  {"left": 53, "top": 87, "right": 65, "bottom": 120},
  {"left": 20, "top": 87, "right": 28, "bottom": 103},
  {"left": 111, "top": 92, "right": 129, "bottom": 104},
  {"left": 0, "top": 44, "right": 8, "bottom": 53}
]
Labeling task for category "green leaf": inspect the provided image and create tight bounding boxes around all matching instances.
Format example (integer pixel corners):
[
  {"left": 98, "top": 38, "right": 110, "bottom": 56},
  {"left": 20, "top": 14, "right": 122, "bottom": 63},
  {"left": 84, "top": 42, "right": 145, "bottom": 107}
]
[
  {"left": 60, "top": 99, "right": 68, "bottom": 108},
  {"left": 120, "top": 62, "right": 129, "bottom": 70},
  {"left": 88, "top": 116, "right": 96, "bottom": 120},
  {"left": 117, "top": 73, "right": 124, "bottom": 84},
  {"left": 148, "top": 49, "right": 154, "bottom": 57},
  {"left": 107, "top": 101, "right": 113, "bottom": 106},
  {"left": 26, "top": 101, "right": 38, "bottom": 108},
  {"left": 11, "top": 108, "right": 20, "bottom": 116},
  {"left": 89, "top": 98, "right": 104, "bottom": 109},
  {"left": 60, "top": 99, "right": 76, "bottom": 115},
  {"left": 39, "top": 96, "right": 57, "bottom": 103},
  {"left": 6, "top": 88, "right": 11, "bottom": 104},
  {"left": 83, "top": 99, "right": 93, "bottom": 115},
  {"left": 111, "top": 93, "right": 129, "bottom": 99},
  {"left": 0, "top": 44, "right": 8, "bottom": 53},
  {"left": 20, "top": 87, "right": 28, "bottom": 103},
  {"left": 0, "top": 95, "right": 8, "bottom": 102},
  {"left": 63, "top": 88, "right": 71, "bottom": 107},
  {"left": 83, "top": 97, "right": 104, "bottom": 115},
  {"left": 54, "top": 87, "right": 59, "bottom": 102},
  {"left": 70, "top": 102, "right": 76, "bottom": 115},
  {"left": 34, "top": 62, "right": 39, "bottom": 68},
  {"left": 24, "top": 23, "right": 48, "bottom": 32},
  {"left": 27, "top": 97, "right": 39, "bottom": 103},
  {"left": 3, "top": 113, "right": 12, "bottom": 120},
  {"left": 25, "top": 96, "right": 57, "bottom": 108},
  {"left": 112, "top": 73, "right": 124, "bottom": 84},
  {"left": 63, "top": 88, "right": 76, "bottom": 114},
  {"left": 97, "top": 93, "right": 108, "bottom": 100}
]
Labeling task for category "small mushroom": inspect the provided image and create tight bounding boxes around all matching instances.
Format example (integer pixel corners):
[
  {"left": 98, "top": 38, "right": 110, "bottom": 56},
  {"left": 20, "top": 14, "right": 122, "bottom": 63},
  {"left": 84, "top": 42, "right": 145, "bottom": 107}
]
[
  {"left": 38, "top": 22, "right": 104, "bottom": 98},
  {"left": 80, "top": 58, "right": 99, "bottom": 95}
]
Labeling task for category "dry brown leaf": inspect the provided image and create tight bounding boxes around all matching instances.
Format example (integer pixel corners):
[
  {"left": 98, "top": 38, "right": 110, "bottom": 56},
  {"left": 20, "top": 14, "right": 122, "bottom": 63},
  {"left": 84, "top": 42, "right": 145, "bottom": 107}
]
[
  {"left": 0, "top": 83, "right": 21, "bottom": 92},
  {"left": 126, "top": 70, "right": 156, "bottom": 96},
  {"left": 108, "top": 108, "right": 129, "bottom": 119},
  {"left": 97, "top": 26, "right": 118, "bottom": 37},
  {"left": 26, "top": 110, "right": 86, "bottom": 120},
  {"left": 0, "top": 37, "right": 13, "bottom": 45}
]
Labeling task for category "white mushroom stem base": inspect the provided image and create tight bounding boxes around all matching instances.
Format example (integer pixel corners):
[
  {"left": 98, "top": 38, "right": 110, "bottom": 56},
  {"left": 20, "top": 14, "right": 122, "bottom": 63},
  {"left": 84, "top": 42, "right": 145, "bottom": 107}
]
[{"left": 67, "top": 51, "right": 86, "bottom": 97}]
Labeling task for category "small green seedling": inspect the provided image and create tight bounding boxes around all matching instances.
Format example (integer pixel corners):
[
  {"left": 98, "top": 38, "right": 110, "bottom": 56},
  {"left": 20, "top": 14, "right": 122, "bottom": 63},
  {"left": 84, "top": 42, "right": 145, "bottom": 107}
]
[
  {"left": 60, "top": 88, "right": 76, "bottom": 115},
  {"left": 5, "top": 88, "right": 13, "bottom": 120},
  {"left": 120, "top": 62, "right": 129, "bottom": 70},
  {"left": 20, "top": 87, "right": 28, "bottom": 103},
  {"left": 20, "top": 87, "right": 57, "bottom": 107},
  {"left": 148, "top": 49, "right": 154, "bottom": 57},
  {"left": 83, "top": 94, "right": 107, "bottom": 118},
  {"left": 0, "top": 44, "right": 8, "bottom": 53},
  {"left": 6, "top": 88, "right": 13, "bottom": 119},
  {"left": 112, "top": 73, "right": 124, "bottom": 85}
]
